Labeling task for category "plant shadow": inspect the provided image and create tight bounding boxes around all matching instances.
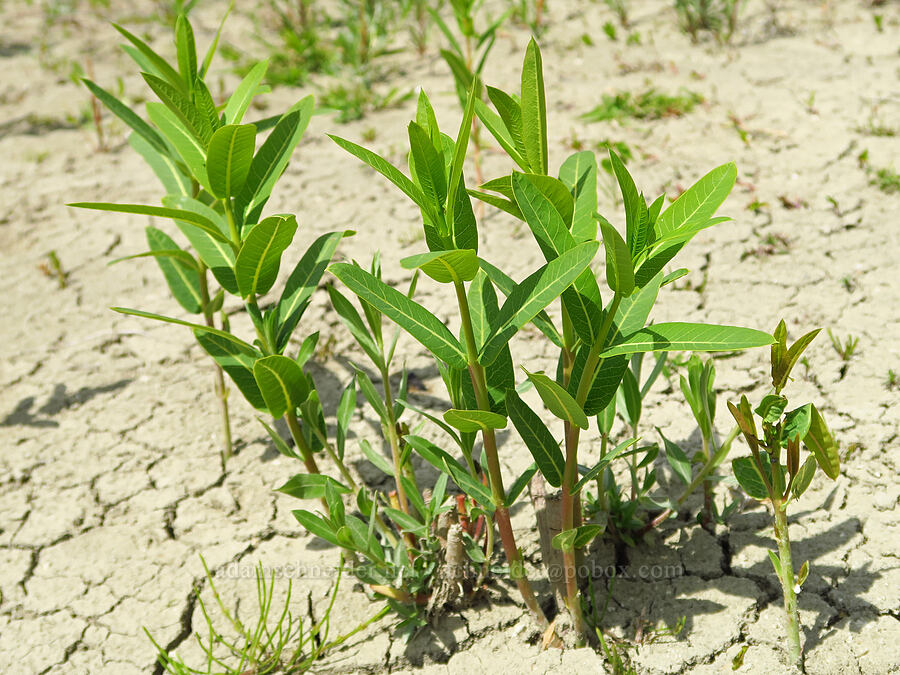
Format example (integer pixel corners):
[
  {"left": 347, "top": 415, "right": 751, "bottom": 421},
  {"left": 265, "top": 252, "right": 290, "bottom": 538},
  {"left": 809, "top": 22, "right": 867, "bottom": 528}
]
[{"left": 1, "top": 379, "right": 131, "bottom": 428}]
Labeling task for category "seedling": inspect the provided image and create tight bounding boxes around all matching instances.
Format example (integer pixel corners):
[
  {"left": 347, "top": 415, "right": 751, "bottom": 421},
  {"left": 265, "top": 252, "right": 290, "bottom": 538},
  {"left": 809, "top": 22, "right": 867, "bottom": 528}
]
[
  {"left": 38, "top": 250, "right": 69, "bottom": 289},
  {"left": 886, "top": 369, "right": 898, "bottom": 391},
  {"left": 604, "top": 0, "right": 630, "bottom": 27},
  {"left": 602, "top": 21, "right": 618, "bottom": 41},
  {"left": 69, "top": 13, "right": 348, "bottom": 473},
  {"left": 729, "top": 320, "right": 841, "bottom": 668},
  {"left": 471, "top": 40, "right": 773, "bottom": 641},
  {"left": 146, "top": 555, "right": 387, "bottom": 673},
  {"left": 675, "top": 0, "right": 743, "bottom": 44},
  {"left": 828, "top": 329, "right": 859, "bottom": 363},
  {"left": 870, "top": 166, "right": 900, "bottom": 194},
  {"left": 581, "top": 89, "right": 703, "bottom": 123}
]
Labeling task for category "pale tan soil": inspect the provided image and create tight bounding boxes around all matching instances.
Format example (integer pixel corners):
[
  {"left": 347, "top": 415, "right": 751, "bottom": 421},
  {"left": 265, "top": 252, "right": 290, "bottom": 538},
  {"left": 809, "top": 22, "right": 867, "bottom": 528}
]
[{"left": 1, "top": 0, "right": 898, "bottom": 673}]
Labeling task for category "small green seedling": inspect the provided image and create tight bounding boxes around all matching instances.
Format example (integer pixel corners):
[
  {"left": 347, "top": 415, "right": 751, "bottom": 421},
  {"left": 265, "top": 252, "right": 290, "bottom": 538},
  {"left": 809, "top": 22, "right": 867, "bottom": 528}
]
[
  {"left": 886, "top": 369, "right": 898, "bottom": 391},
  {"left": 581, "top": 89, "right": 703, "bottom": 123},
  {"left": 675, "top": 0, "right": 743, "bottom": 44},
  {"left": 828, "top": 329, "right": 859, "bottom": 369},
  {"left": 39, "top": 250, "right": 69, "bottom": 289},
  {"left": 729, "top": 320, "right": 841, "bottom": 668}
]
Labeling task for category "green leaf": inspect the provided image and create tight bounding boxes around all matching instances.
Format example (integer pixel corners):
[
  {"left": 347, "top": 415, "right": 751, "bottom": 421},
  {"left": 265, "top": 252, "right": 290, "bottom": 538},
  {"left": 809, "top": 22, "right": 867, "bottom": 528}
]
[
  {"left": 383, "top": 506, "right": 427, "bottom": 536},
  {"left": 655, "top": 162, "right": 737, "bottom": 239},
  {"left": 552, "top": 524, "right": 604, "bottom": 551},
  {"left": 791, "top": 456, "right": 817, "bottom": 500},
  {"left": 506, "top": 390, "right": 564, "bottom": 487},
  {"left": 480, "top": 241, "right": 599, "bottom": 365},
  {"left": 145, "top": 226, "right": 202, "bottom": 313},
  {"left": 773, "top": 327, "right": 821, "bottom": 391},
  {"left": 559, "top": 151, "right": 598, "bottom": 242},
  {"left": 768, "top": 550, "right": 782, "bottom": 577},
  {"left": 446, "top": 77, "right": 480, "bottom": 246},
  {"left": 511, "top": 172, "right": 575, "bottom": 261},
  {"left": 329, "top": 133, "right": 437, "bottom": 226},
  {"left": 292, "top": 509, "right": 341, "bottom": 547},
  {"left": 755, "top": 394, "right": 788, "bottom": 424},
  {"left": 328, "top": 286, "right": 382, "bottom": 368},
  {"left": 408, "top": 121, "right": 447, "bottom": 213},
  {"left": 330, "top": 263, "right": 467, "bottom": 368},
  {"left": 659, "top": 428, "right": 692, "bottom": 485},
  {"left": 69, "top": 201, "right": 230, "bottom": 245},
  {"left": 82, "top": 78, "right": 168, "bottom": 154},
  {"left": 400, "top": 249, "right": 479, "bottom": 284},
  {"left": 276, "top": 474, "right": 350, "bottom": 500},
  {"left": 276, "top": 230, "right": 349, "bottom": 350},
  {"left": 573, "top": 437, "right": 638, "bottom": 492},
  {"left": 112, "top": 306, "right": 255, "bottom": 351},
  {"left": 601, "top": 323, "right": 775, "bottom": 358},
  {"left": 523, "top": 369, "right": 589, "bottom": 429},
  {"left": 145, "top": 101, "right": 210, "bottom": 191},
  {"left": 223, "top": 59, "right": 268, "bottom": 124},
  {"left": 405, "top": 435, "right": 495, "bottom": 511},
  {"left": 520, "top": 38, "right": 548, "bottom": 175},
  {"left": 195, "top": 331, "right": 265, "bottom": 410},
  {"left": 443, "top": 409, "right": 508, "bottom": 433},
  {"left": 252, "top": 355, "right": 309, "bottom": 418},
  {"left": 783, "top": 404, "right": 812, "bottom": 442},
  {"left": 732, "top": 456, "right": 769, "bottom": 500},
  {"left": 142, "top": 72, "right": 212, "bottom": 145},
  {"left": 207, "top": 124, "right": 257, "bottom": 200},
  {"left": 797, "top": 560, "right": 809, "bottom": 588},
  {"left": 199, "top": 5, "right": 230, "bottom": 78},
  {"left": 113, "top": 23, "right": 185, "bottom": 93},
  {"left": 506, "top": 462, "right": 539, "bottom": 506},
  {"left": 804, "top": 405, "right": 840, "bottom": 479},
  {"left": 237, "top": 97, "right": 314, "bottom": 220},
  {"left": 474, "top": 98, "right": 528, "bottom": 170},
  {"left": 358, "top": 439, "right": 393, "bottom": 476},
  {"left": 235, "top": 215, "right": 298, "bottom": 298},
  {"left": 127, "top": 133, "right": 190, "bottom": 196},
  {"left": 353, "top": 367, "right": 388, "bottom": 424},
  {"left": 597, "top": 216, "right": 634, "bottom": 296},
  {"left": 175, "top": 13, "right": 197, "bottom": 87}
]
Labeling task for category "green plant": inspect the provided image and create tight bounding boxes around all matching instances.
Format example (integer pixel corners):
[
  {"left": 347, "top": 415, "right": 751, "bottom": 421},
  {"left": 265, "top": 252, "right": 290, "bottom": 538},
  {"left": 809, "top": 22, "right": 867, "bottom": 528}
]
[
  {"left": 873, "top": 13, "right": 884, "bottom": 32},
  {"left": 581, "top": 89, "right": 703, "bottom": 123},
  {"left": 602, "top": 21, "right": 618, "bottom": 41},
  {"left": 675, "top": 0, "right": 743, "bottom": 44},
  {"left": 728, "top": 320, "right": 841, "bottom": 668},
  {"left": 147, "top": 555, "right": 386, "bottom": 673},
  {"left": 870, "top": 166, "right": 900, "bottom": 194},
  {"left": 885, "top": 369, "right": 898, "bottom": 391},
  {"left": 465, "top": 39, "right": 772, "bottom": 642},
  {"left": 69, "top": 12, "right": 345, "bottom": 473},
  {"left": 38, "top": 250, "right": 69, "bottom": 289},
  {"left": 604, "top": 0, "right": 630, "bottom": 27}
]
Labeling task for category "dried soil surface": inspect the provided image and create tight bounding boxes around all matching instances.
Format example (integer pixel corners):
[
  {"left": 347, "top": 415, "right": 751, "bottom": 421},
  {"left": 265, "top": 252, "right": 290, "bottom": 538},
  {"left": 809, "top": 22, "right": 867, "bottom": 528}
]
[{"left": 1, "top": 1, "right": 898, "bottom": 673}]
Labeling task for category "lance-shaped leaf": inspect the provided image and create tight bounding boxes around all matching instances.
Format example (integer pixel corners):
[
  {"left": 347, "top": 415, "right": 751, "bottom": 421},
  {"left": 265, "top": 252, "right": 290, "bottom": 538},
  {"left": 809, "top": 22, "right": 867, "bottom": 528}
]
[
  {"left": 128, "top": 133, "right": 191, "bottom": 196},
  {"left": 69, "top": 201, "right": 230, "bottom": 245},
  {"left": 237, "top": 97, "right": 314, "bottom": 220},
  {"left": 446, "top": 77, "right": 480, "bottom": 247},
  {"left": 486, "top": 86, "right": 528, "bottom": 169},
  {"left": 524, "top": 369, "right": 589, "bottom": 429},
  {"left": 601, "top": 323, "right": 774, "bottom": 358},
  {"left": 506, "top": 389, "right": 564, "bottom": 487},
  {"left": 329, "top": 133, "right": 438, "bottom": 226},
  {"left": 82, "top": 78, "right": 168, "bottom": 154},
  {"left": 142, "top": 72, "right": 212, "bottom": 145},
  {"left": 791, "top": 456, "right": 817, "bottom": 500},
  {"left": 145, "top": 101, "right": 210, "bottom": 192},
  {"left": 607, "top": 150, "right": 646, "bottom": 258},
  {"left": 195, "top": 331, "right": 265, "bottom": 410},
  {"left": 659, "top": 428, "right": 692, "bottom": 485},
  {"left": 443, "top": 408, "right": 508, "bottom": 433},
  {"left": 145, "top": 226, "right": 202, "bottom": 313},
  {"left": 112, "top": 306, "right": 255, "bottom": 349},
  {"left": 330, "top": 263, "right": 467, "bottom": 368},
  {"left": 474, "top": 98, "right": 528, "bottom": 170},
  {"left": 328, "top": 286, "right": 382, "bottom": 369},
  {"left": 408, "top": 121, "right": 447, "bottom": 214},
  {"left": 175, "top": 13, "right": 197, "bottom": 87},
  {"left": 405, "top": 435, "right": 495, "bottom": 511},
  {"left": 276, "top": 474, "right": 350, "bottom": 500},
  {"left": 559, "top": 150, "right": 598, "bottom": 242},
  {"left": 253, "top": 355, "right": 310, "bottom": 418},
  {"left": 520, "top": 38, "right": 548, "bottom": 175},
  {"left": 113, "top": 23, "right": 185, "bottom": 93},
  {"left": 598, "top": 216, "right": 634, "bottom": 296},
  {"left": 207, "top": 124, "right": 256, "bottom": 200},
  {"left": 162, "top": 195, "right": 238, "bottom": 293},
  {"left": 235, "top": 215, "right": 297, "bottom": 298},
  {"left": 512, "top": 172, "right": 575, "bottom": 260},
  {"left": 804, "top": 405, "right": 840, "bottom": 479},
  {"left": 223, "top": 59, "right": 268, "bottom": 124},
  {"left": 400, "top": 249, "right": 479, "bottom": 284},
  {"left": 553, "top": 524, "right": 605, "bottom": 552},
  {"left": 292, "top": 510, "right": 341, "bottom": 547},
  {"left": 276, "top": 230, "right": 350, "bottom": 350},
  {"left": 655, "top": 162, "right": 737, "bottom": 238},
  {"left": 573, "top": 437, "right": 637, "bottom": 492},
  {"left": 773, "top": 323, "right": 821, "bottom": 391},
  {"left": 480, "top": 241, "right": 599, "bottom": 365}
]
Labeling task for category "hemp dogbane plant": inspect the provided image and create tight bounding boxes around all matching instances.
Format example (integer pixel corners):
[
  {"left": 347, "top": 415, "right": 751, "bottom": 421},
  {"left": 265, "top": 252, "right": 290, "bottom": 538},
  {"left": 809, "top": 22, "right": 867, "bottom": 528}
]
[
  {"left": 471, "top": 39, "right": 774, "bottom": 641},
  {"left": 68, "top": 13, "right": 350, "bottom": 473},
  {"left": 729, "top": 320, "right": 840, "bottom": 668}
]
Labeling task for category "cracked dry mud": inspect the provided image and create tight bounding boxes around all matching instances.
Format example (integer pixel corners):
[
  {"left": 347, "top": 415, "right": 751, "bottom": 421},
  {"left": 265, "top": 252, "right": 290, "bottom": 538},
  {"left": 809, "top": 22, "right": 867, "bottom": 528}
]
[{"left": 1, "top": 1, "right": 898, "bottom": 673}]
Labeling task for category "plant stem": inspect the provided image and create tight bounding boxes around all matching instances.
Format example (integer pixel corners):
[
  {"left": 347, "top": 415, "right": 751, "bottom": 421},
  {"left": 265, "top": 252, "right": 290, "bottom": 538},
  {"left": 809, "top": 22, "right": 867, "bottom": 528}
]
[
  {"left": 561, "top": 420, "right": 587, "bottom": 641},
  {"left": 286, "top": 411, "right": 329, "bottom": 514},
  {"left": 453, "top": 281, "right": 548, "bottom": 629},
  {"left": 198, "top": 265, "right": 234, "bottom": 465},
  {"left": 773, "top": 500, "right": 803, "bottom": 668},
  {"left": 380, "top": 364, "right": 411, "bottom": 516}
]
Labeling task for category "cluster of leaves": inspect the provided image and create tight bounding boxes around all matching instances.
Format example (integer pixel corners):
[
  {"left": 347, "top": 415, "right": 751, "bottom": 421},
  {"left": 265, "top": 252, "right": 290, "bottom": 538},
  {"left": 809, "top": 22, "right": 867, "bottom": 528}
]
[
  {"left": 581, "top": 88, "right": 703, "bottom": 123},
  {"left": 674, "top": 0, "right": 744, "bottom": 44}
]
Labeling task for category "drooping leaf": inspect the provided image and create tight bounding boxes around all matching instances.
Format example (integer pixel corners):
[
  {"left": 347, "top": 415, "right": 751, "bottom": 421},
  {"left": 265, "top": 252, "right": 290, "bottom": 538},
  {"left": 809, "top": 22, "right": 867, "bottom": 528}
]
[
  {"left": 145, "top": 226, "right": 202, "bottom": 313},
  {"left": 194, "top": 331, "right": 265, "bottom": 410},
  {"left": 443, "top": 408, "right": 508, "bottom": 433},
  {"left": 82, "top": 78, "right": 168, "bottom": 154},
  {"left": 573, "top": 437, "right": 638, "bottom": 492},
  {"left": 330, "top": 263, "right": 467, "bottom": 368},
  {"left": 128, "top": 133, "right": 190, "bottom": 196},
  {"left": 162, "top": 195, "right": 238, "bottom": 293},
  {"left": 804, "top": 405, "right": 840, "bottom": 479},
  {"left": 400, "top": 249, "right": 479, "bottom": 284},
  {"left": 524, "top": 369, "right": 589, "bottom": 429},
  {"left": 207, "top": 124, "right": 257, "bottom": 200},
  {"left": 732, "top": 456, "right": 769, "bottom": 500},
  {"left": 113, "top": 23, "right": 185, "bottom": 93},
  {"left": 70, "top": 201, "right": 231, "bottom": 245},
  {"left": 506, "top": 389, "right": 564, "bottom": 487},
  {"left": 235, "top": 215, "right": 298, "bottom": 298}
]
